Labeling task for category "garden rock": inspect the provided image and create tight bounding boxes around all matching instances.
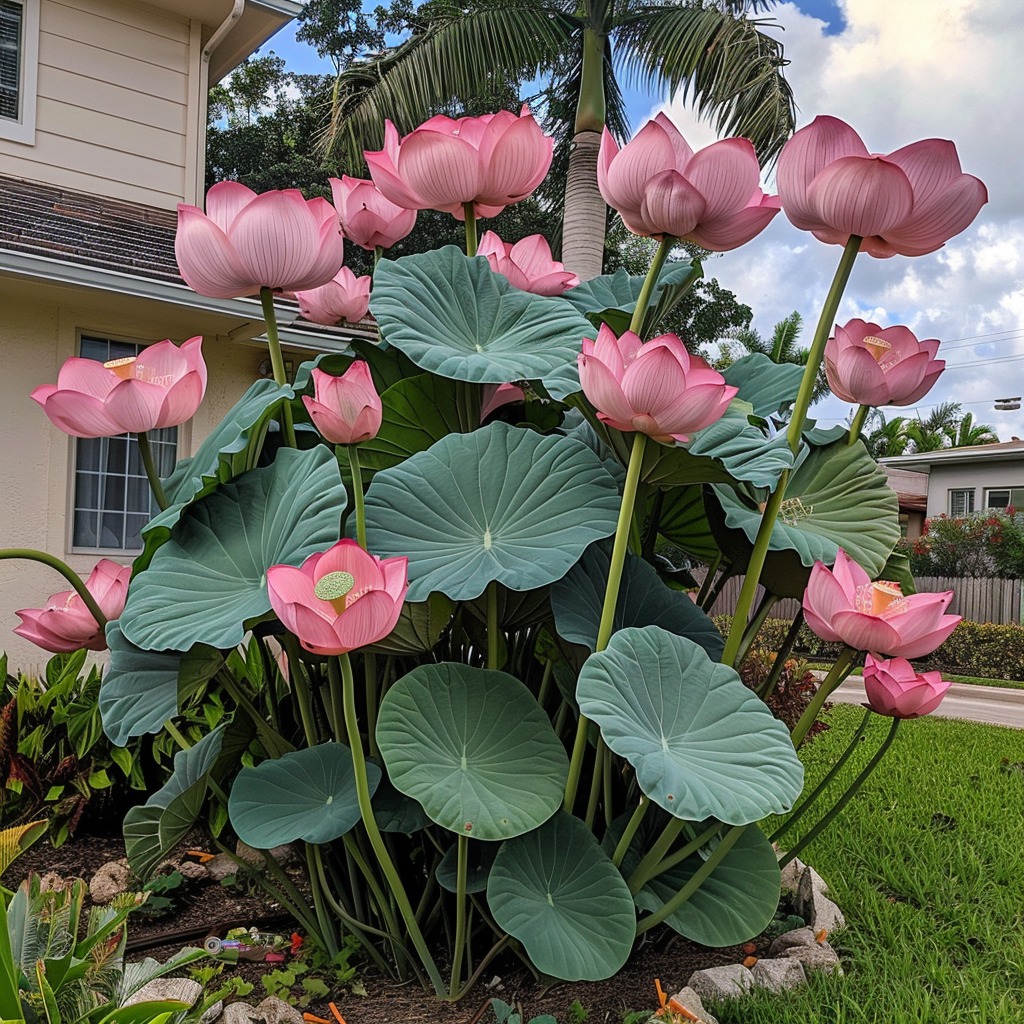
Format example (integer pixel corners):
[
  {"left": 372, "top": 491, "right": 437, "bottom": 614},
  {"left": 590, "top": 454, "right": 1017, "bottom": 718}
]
[
  {"left": 89, "top": 859, "right": 132, "bottom": 904},
  {"left": 218, "top": 1005, "right": 259, "bottom": 1024},
  {"left": 236, "top": 840, "right": 296, "bottom": 867},
  {"left": 768, "top": 926, "right": 817, "bottom": 957},
  {"left": 205, "top": 853, "right": 237, "bottom": 882},
  {"left": 38, "top": 871, "right": 68, "bottom": 892},
  {"left": 664, "top": 985, "right": 719, "bottom": 1024},
  {"left": 199, "top": 1001, "right": 224, "bottom": 1024},
  {"left": 124, "top": 978, "right": 202, "bottom": 1008},
  {"left": 750, "top": 957, "right": 807, "bottom": 993},
  {"left": 785, "top": 940, "right": 842, "bottom": 974},
  {"left": 255, "top": 996, "right": 304, "bottom": 1024},
  {"left": 796, "top": 866, "right": 846, "bottom": 934},
  {"left": 778, "top": 855, "right": 807, "bottom": 893},
  {"left": 687, "top": 964, "right": 754, "bottom": 1002}
]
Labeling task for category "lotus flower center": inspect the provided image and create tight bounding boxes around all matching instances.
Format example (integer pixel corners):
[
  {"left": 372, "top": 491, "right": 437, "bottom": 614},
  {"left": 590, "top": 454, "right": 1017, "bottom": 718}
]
[
  {"left": 862, "top": 336, "right": 901, "bottom": 371},
  {"left": 104, "top": 356, "right": 175, "bottom": 387},
  {"left": 314, "top": 571, "right": 356, "bottom": 613},
  {"left": 855, "top": 580, "right": 905, "bottom": 617}
]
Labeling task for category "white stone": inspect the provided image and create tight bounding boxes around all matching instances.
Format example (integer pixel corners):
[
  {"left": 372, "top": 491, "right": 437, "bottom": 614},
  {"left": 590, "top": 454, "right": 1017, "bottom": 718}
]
[
  {"left": 778, "top": 856, "right": 807, "bottom": 894},
  {"left": 236, "top": 840, "right": 296, "bottom": 867},
  {"left": 218, "top": 1004, "right": 259, "bottom": 1024},
  {"left": 256, "top": 996, "right": 304, "bottom": 1024},
  {"left": 666, "top": 985, "right": 719, "bottom": 1024},
  {"left": 124, "top": 978, "right": 202, "bottom": 1008},
  {"left": 88, "top": 859, "right": 132, "bottom": 904},
  {"left": 686, "top": 964, "right": 754, "bottom": 1002},
  {"left": 796, "top": 867, "right": 846, "bottom": 934},
  {"left": 199, "top": 1000, "right": 224, "bottom": 1024},
  {"left": 205, "top": 853, "right": 238, "bottom": 882},
  {"left": 768, "top": 926, "right": 817, "bottom": 957},
  {"left": 785, "top": 941, "right": 842, "bottom": 974},
  {"left": 750, "top": 957, "right": 807, "bottom": 993}
]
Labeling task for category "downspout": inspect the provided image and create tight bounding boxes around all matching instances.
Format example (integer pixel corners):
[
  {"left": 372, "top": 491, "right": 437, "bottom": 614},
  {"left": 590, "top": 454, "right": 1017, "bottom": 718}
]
[{"left": 203, "top": 0, "right": 246, "bottom": 64}]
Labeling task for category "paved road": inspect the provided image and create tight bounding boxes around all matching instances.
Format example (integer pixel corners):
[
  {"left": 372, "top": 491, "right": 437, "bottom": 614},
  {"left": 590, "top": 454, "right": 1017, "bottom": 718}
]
[{"left": 827, "top": 676, "right": 1024, "bottom": 729}]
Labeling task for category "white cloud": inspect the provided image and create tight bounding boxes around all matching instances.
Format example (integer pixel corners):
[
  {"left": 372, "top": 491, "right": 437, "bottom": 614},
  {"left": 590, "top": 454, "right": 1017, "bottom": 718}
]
[{"left": 653, "top": 0, "right": 1024, "bottom": 437}]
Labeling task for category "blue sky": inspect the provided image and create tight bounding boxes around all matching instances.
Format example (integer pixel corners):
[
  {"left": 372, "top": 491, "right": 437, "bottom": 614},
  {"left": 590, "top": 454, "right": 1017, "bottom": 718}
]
[{"left": 253, "top": 2, "right": 1024, "bottom": 437}]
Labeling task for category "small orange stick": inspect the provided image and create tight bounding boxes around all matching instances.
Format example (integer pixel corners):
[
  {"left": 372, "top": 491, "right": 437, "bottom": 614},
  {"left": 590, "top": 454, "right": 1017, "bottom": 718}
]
[
  {"left": 302, "top": 1014, "right": 330, "bottom": 1024},
  {"left": 329, "top": 1004, "right": 347, "bottom": 1024}
]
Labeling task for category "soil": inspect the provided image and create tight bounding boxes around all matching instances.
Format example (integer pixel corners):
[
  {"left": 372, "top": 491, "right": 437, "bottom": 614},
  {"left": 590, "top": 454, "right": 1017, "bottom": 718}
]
[{"left": 17, "top": 830, "right": 764, "bottom": 1024}]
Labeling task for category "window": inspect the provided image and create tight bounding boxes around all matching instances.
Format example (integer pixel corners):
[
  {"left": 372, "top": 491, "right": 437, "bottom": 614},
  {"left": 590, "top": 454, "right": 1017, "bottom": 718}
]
[
  {"left": 71, "top": 336, "right": 178, "bottom": 553},
  {"left": 0, "top": 0, "right": 37, "bottom": 144},
  {"left": 985, "top": 488, "right": 1024, "bottom": 511},
  {"left": 948, "top": 488, "right": 975, "bottom": 517}
]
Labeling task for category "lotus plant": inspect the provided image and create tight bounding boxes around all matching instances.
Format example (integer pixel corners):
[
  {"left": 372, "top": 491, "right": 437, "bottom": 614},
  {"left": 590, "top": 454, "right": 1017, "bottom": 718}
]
[
  {"left": 330, "top": 175, "right": 417, "bottom": 251},
  {"left": 295, "top": 266, "right": 372, "bottom": 326},
  {"left": 477, "top": 231, "right": 580, "bottom": 295},
  {"left": 862, "top": 654, "right": 951, "bottom": 719}
]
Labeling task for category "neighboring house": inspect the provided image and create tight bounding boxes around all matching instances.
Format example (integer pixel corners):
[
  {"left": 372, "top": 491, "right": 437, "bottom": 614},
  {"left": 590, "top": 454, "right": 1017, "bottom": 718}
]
[
  {"left": 0, "top": 0, "right": 363, "bottom": 671},
  {"left": 881, "top": 440, "right": 1024, "bottom": 532}
]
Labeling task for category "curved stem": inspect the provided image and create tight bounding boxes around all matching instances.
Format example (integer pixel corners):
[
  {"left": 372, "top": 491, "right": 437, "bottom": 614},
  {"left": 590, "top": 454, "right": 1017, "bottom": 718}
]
[
  {"left": 626, "top": 817, "right": 684, "bottom": 896},
  {"left": 282, "top": 635, "right": 319, "bottom": 747},
  {"left": 136, "top": 432, "right": 169, "bottom": 511},
  {"left": 486, "top": 581, "right": 500, "bottom": 671},
  {"left": 162, "top": 719, "right": 191, "bottom": 750},
  {"left": 771, "top": 707, "right": 872, "bottom": 845},
  {"left": 364, "top": 652, "right": 379, "bottom": 758},
  {"left": 628, "top": 237, "right": 673, "bottom": 337},
  {"left": 733, "top": 591, "right": 780, "bottom": 668},
  {"left": 847, "top": 404, "right": 870, "bottom": 446},
  {"left": 449, "top": 834, "right": 469, "bottom": 997},
  {"left": 564, "top": 431, "right": 648, "bottom": 812},
  {"left": 259, "top": 286, "right": 297, "bottom": 447},
  {"left": 0, "top": 549, "right": 107, "bottom": 628},
  {"left": 584, "top": 740, "right": 605, "bottom": 829},
  {"left": 463, "top": 204, "right": 478, "bottom": 256},
  {"left": 780, "top": 716, "right": 900, "bottom": 868},
  {"left": 373, "top": 245, "right": 384, "bottom": 270},
  {"left": 305, "top": 843, "right": 339, "bottom": 957},
  {"left": 646, "top": 820, "right": 727, "bottom": 881},
  {"left": 337, "top": 654, "right": 446, "bottom": 995},
  {"left": 216, "top": 668, "right": 292, "bottom": 757},
  {"left": 791, "top": 647, "right": 857, "bottom": 747},
  {"left": 346, "top": 445, "right": 368, "bottom": 549},
  {"left": 756, "top": 612, "right": 805, "bottom": 701},
  {"left": 611, "top": 798, "right": 648, "bottom": 868}
]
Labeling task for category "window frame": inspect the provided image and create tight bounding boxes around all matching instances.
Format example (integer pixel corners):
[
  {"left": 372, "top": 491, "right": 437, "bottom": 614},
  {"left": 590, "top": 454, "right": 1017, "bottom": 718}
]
[
  {"left": 948, "top": 488, "right": 975, "bottom": 517},
  {"left": 0, "top": 0, "right": 38, "bottom": 145},
  {"left": 984, "top": 487, "right": 1024, "bottom": 511},
  {"left": 67, "top": 332, "right": 184, "bottom": 557}
]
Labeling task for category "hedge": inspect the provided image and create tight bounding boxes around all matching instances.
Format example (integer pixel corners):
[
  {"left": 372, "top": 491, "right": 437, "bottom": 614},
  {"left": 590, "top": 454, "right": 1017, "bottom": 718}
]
[{"left": 714, "top": 615, "right": 1024, "bottom": 681}]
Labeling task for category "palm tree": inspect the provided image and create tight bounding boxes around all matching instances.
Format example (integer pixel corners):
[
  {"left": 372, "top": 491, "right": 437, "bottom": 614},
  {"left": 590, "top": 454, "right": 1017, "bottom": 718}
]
[
  {"left": 864, "top": 410, "right": 911, "bottom": 459},
  {"left": 902, "top": 402, "right": 1000, "bottom": 453},
  {"left": 944, "top": 410, "right": 999, "bottom": 449},
  {"left": 321, "top": 0, "right": 795, "bottom": 279}
]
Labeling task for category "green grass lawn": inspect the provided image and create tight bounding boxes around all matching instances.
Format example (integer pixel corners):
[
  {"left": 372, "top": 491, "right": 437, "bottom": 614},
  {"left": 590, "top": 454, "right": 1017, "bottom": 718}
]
[
  {"left": 805, "top": 662, "right": 1024, "bottom": 690},
  {"left": 714, "top": 705, "right": 1024, "bottom": 1023}
]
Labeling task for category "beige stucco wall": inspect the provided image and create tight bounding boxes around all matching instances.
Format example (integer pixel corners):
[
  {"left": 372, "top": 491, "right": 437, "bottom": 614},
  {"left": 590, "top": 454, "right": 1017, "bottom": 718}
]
[
  {"left": 0, "top": 0, "right": 207, "bottom": 207},
  {"left": 0, "top": 274, "right": 290, "bottom": 674},
  {"left": 925, "top": 461, "right": 1024, "bottom": 518}
]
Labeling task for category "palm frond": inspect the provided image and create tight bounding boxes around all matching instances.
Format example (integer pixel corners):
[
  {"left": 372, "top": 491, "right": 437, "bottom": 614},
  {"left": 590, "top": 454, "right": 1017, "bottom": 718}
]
[
  {"left": 615, "top": 3, "right": 796, "bottom": 163},
  {"left": 323, "top": 2, "right": 576, "bottom": 171}
]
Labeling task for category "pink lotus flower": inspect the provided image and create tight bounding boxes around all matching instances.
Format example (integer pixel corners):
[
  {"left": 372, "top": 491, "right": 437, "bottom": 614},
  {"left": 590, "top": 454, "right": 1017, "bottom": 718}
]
[
  {"left": 329, "top": 176, "right": 417, "bottom": 250},
  {"left": 777, "top": 115, "right": 987, "bottom": 257},
  {"left": 302, "top": 363, "right": 382, "bottom": 445},
  {"left": 578, "top": 325, "right": 737, "bottom": 443},
  {"left": 597, "top": 113, "right": 780, "bottom": 250},
  {"left": 803, "top": 549, "right": 961, "bottom": 658},
  {"left": 267, "top": 539, "right": 408, "bottom": 656},
  {"left": 862, "top": 654, "right": 951, "bottom": 719},
  {"left": 477, "top": 231, "right": 580, "bottom": 295},
  {"left": 365, "top": 106, "right": 552, "bottom": 219},
  {"left": 295, "top": 267, "right": 372, "bottom": 326},
  {"left": 14, "top": 559, "right": 130, "bottom": 653},
  {"left": 175, "top": 182, "right": 345, "bottom": 298},
  {"left": 481, "top": 382, "right": 525, "bottom": 422},
  {"left": 825, "top": 319, "right": 944, "bottom": 407},
  {"left": 31, "top": 337, "right": 207, "bottom": 438}
]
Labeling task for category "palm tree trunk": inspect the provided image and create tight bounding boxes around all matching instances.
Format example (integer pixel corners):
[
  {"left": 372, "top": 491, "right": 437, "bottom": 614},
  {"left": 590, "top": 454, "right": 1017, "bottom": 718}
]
[{"left": 562, "top": 130, "right": 606, "bottom": 280}]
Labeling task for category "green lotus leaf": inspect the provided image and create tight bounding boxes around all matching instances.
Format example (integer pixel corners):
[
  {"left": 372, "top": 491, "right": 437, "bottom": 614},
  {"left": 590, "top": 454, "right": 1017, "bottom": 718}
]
[
  {"left": 436, "top": 840, "right": 498, "bottom": 894},
  {"left": 228, "top": 743, "right": 378, "bottom": 847},
  {"left": 376, "top": 663, "right": 568, "bottom": 840},
  {"left": 366, "top": 593, "right": 455, "bottom": 656},
  {"left": 721, "top": 354, "right": 805, "bottom": 418},
  {"left": 486, "top": 811, "right": 636, "bottom": 981},
  {"left": 577, "top": 626, "right": 803, "bottom": 824},
  {"left": 293, "top": 340, "right": 420, "bottom": 395},
  {"left": 372, "top": 776, "right": 431, "bottom": 834},
  {"left": 370, "top": 247, "right": 595, "bottom": 395},
  {"left": 550, "top": 542, "right": 723, "bottom": 660},
  {"left": 124, "top": 725, "right": 225, "bottom": 879},
  {"left": 635, "top": 825, "right": 781, "bottom": 946},
  {"left": 362, "top": 422, "right": 620, "bottom": 602},
  {"left": 100, "top": 621, "right": 181, "bottom": 746},
  {"left": 562, "top": 261, "right": 700, "bottom": 324},
  {"left": 707, "top": 437, "right": 901, "bottom": 598},
  {"left": 120, "top": 447, "right": 346, "bottom": 651},
  {"left": 656, "top": 485, "right": 719, "bottom": 562}
]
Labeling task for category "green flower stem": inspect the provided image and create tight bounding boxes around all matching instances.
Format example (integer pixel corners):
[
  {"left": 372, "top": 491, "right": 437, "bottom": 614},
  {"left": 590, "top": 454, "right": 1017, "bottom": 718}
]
[
  {"left": 626, "top": 817, "right": 684, "bottom": 896},
  {"left": 463, "top": 203, "right": 478, "bottom": 256},
  {"left": 281, "top": 635, "right": 319, "bottom": 747},
  {"left": 791, "top": 646, "right": 857, "bottom": 747},
  {"left": 364, "top": 651, "right": 379, "bottom": 758},
  {"left": 215, "top": 669, "right": 293, "bottom": 758},
  {"left": 536, "top": 661, "right": 553, "bottom": 710},
  {"left": 136, "top": 431, "right": 169, "bottom": 511},
  {"left": 645, "top": 820, "right": 727, "bottom": 881},
  {"left": 700, "top": 564, "right": 735, "bottom": 615},
  {"left": 486, "top": 581, "right": 500, "bottom": 671},
  {"left": 635, "top": 824, "right": 747, "bottom": 935},
  {"left": 756, "top": 611, "right": 805, "bottom": 701},
  {"left": 337, "top": 653, "right": 446, "bottom": 995},
  {"left": 259, "top": 286, "right": 297, "bottom": 447},
  {"left": 611, "top": 798, "right": 649, "bottom": 868},
  {"left": 695, "top": 553, "right": 723, "bottom": 607},
  {"left": 373, "top": 245, "right": 384, "bottom": 270},
  {"left": 628, "top": 237, "right": 674, "bottom": 337},
  {"left": 847, "top": 404, "right": 870, "bottom": 446},
  {"left": 449, "top": 834, "right": 470, "bottom": 996},
  {"left": 162, "top": 719, "right": 191, "bottom": 750},
  {"left": 341, "top": 834, "right": 404, "bottom": 966},
  {"left": 327, "top": 656, "right": 345, "bottom": 744},
  {"left": 720, "top": 473, "right": 790, "bottom": 666},
  {"left": 0, "top": 548, "right": 107, "bottom": 628},
  {"left": 734, "top": 591, "right": 780, "bottom": 667},
  {"left": 346, "top": 445, "right": 368, "bottom": 549},
  {"left": 786, "top": 235, "right": 862, "bottom": 454},
  {"left": 771, "top": 707, "right": 872, "bottom": 845},
  {"left": 564, "top": 431, "right": 648, "bottom": 812},
  {"left": 584, "top": 740, "right": 605, "bottom": 829},
  {"left": 305, "top": 843, "right": 339, "bottom": 956},
  {"left": 780, "top": 716, "right": 900, "bottom": 868},
  {"left": 602, "top": 744, "right": 614, "bottom": 828}
]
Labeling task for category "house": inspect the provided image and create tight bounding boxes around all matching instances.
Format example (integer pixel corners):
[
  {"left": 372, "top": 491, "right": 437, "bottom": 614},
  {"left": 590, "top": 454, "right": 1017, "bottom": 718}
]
[
  {"left": 881, "top": 439, "right": 1024, "bottom": 532},
  {"left": 0, "top": 0, "right": 361, "bottom": 671}
]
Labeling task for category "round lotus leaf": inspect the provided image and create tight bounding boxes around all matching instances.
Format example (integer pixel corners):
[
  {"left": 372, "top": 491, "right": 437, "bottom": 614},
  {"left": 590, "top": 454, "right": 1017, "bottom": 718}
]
[
  {"left": 228, "top": 743, "right": 379, "bottom": 848},
  {"left": 371, "top": 775, "right": 431, "bottom": 834},
  {"left": 577, "top": 626, "right": 803, "bottom": 824},
  {"left": 720, "top": 353, "right": 805, "bottom": 418},
  {"left": 486, "top": 811, "right": 636, "bottom": 981},
  {"left": 376, "top": 663, "right": 568, "bottom": 840},
  {"left": 436, "top": 839, "right": 498, "bottom": 894},
  {"left": 635, "top": 825, "right": 781, "bottom": 946},
  {"left": 362, "top": 422, "right": 620, "bottom": 602}
]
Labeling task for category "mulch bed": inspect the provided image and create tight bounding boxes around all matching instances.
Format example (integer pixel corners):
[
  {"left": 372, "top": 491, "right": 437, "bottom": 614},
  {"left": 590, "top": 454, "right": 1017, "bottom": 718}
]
[{"left": 17, "top": 829, "right": 760, "bottom": 1024}]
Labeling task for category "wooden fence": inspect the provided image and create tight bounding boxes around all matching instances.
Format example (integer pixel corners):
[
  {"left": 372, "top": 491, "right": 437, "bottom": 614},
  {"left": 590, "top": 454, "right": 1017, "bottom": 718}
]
[{"left": 697, "top": 572, "right": 1023, "bottom": 625}]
